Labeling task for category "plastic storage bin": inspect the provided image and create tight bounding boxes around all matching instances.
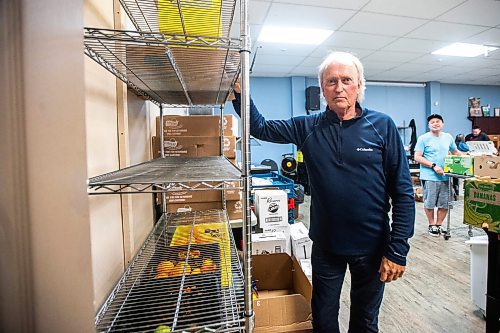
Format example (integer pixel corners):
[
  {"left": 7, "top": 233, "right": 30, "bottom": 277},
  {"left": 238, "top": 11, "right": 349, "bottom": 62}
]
[{"left": 465, "top": 235, "right": 488, "bottom": 313}]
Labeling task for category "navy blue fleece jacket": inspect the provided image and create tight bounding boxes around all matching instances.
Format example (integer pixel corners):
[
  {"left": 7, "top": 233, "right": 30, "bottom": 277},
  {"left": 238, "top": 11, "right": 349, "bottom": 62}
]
[{"left": 233, "top": 94, "right": 415, "bottom": 265}]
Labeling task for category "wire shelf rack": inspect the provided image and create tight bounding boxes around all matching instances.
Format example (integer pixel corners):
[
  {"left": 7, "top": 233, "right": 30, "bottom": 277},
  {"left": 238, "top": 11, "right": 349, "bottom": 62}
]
[
  {"left": 84, "top": 28, "right": 240, "bottom": 106},
  {"left": 96, "top": 210, "right": 245, "bottom": 332},
  {"left": 88, "top": 157, "right": 241, "bottom": 194}
]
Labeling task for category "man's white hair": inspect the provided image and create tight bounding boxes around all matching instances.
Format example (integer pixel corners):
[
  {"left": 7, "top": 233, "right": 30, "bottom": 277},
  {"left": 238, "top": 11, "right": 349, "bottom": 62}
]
[{"left": 317, "top": 51, "right": 366, "bottom": 103}]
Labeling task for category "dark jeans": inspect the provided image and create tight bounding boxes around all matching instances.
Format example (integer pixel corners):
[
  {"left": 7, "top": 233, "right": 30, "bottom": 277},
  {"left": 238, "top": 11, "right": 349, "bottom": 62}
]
[{"left": 311, "top": 244, "right": 385, "bottom": 333}]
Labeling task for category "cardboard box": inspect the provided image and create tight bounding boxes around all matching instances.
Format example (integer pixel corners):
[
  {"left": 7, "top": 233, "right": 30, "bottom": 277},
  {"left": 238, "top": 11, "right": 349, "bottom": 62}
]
[
  {"left": 463, "top": 178, "right": 500, "bottom": 233},
  {"left": 167, "top": 201, "right": 222, "bottom": 213},
  {"left": 290, "top": 222, "right": 313, "bottom": 260},
  {"left": 474, "top": 155, "right": 500, "bottom": 178},
  {"left": 164, "top": 181, "right": 240, "bottom": 203},
  {"left": 152, "top": 135, "right": 235, "bottom": 158},
  {"left": 444, "top": 155, "right": 473, "bottom": 176},
  {"left": 252, "top": 232, "right": 287, "bottom": 255},
  {"left": 226, "top": 200, "right": 243, "bottom": 220},
  {"left": 263, "top": 224, "right": 291, "bottom": 255},
  {"left": 299, "top": 259, "right": 312, "bottom": 284},
  {"left": 254, "top": 190, "right": 289, "bottom": 229},
  {"left": 156, "top": 114, "right": 237, "bottom": 137},
  {"left": 252, "top": 253, "right": 312, "bottom": 332}
]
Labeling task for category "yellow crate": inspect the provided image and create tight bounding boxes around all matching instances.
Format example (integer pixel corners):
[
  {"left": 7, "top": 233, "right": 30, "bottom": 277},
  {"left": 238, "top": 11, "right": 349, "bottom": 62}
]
[
  {"left": 171, "top": 222, "right": 233, "bottom": 287},
  {"left": 158, "top": 0, "right": 222, "bottom": 37}
]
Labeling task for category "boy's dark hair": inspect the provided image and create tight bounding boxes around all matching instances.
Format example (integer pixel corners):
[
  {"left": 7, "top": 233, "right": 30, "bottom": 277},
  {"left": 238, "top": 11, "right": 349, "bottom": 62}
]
[
  {"left": 472, "top": 125, "right": 480, "bottom": 130},
  {"left": 427, "top": 114, "right": 443, "bottom": 122}
]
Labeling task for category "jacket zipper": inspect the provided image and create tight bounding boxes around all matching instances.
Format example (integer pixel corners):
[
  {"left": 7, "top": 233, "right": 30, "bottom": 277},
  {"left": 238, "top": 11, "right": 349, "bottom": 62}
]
[{"left": 338, "top": 121, "right": 343, "bottom": 164}]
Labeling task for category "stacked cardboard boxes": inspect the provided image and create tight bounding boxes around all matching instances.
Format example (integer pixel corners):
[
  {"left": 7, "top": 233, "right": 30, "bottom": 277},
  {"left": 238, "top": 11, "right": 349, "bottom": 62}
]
[
  {"left": 153, "top": 114, "right": 237, "bottom": 159},
  {"left": 154, "top": 114, "right": 243, "bottom": 219}
]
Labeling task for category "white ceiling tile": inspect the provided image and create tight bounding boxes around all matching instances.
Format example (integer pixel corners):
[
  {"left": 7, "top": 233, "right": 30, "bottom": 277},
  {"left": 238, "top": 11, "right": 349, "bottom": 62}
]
[
  {"left": 233, "top": 1, "right": 271, "bottom": 24},
  {"left": 254, "top": 53, "right": 305, "bottom": 66},
  {"left": 406, "top": 21, "right": 489, "bottom": 41},
  {"left": 340, "top": 12, "right": 427, "bottom": 36},
  {"left": 382, "top": 38, "right": 449, "bottom": 53},
  {"left": 363, "top": 61, "right": 400, "bottom": 71},
  {"left": 465, "top": 28, "right": 500, "bottom": 46},
  {"left": 368, "top": 70, "right": 416, "bottom": 81},
  {"left": 409, "top": 54, "right": 463, "bottom": 65},
  {"left": 391, "top": 63, "right": 443, "bottom": 72},
  {"left": 427, "top": 66, "right": 474, "bottom": 75},
  {"left": 404, "top": 73, "right": 446, "bottom": 82},
  {"left": 264, "top": 3, "right": 355, "bottom": 29},
  {"left": 436, "top": 0, "right": 500, "bottom": 27},
  {"left": 288, "top": 66, "right": 320, "bottom": 77},
  {"left": 252, "top": 63, "right": 296, "bottom": 73},
  {"left": 299, "top": 56, "right": 323, "bottom": 67},
  {"left": 256, "top": 42, "right": 316, "bottom": 56},
  {"left": 362, "top": 0, "right": 464, "bottom": 19},
  {"left": 362, "top": 50, "right": 422, "bottom": 62},
  {"left": 323, "top": 31, "right": 397, "bottom": 49},
  {"left": 308, "top": 46, "right": 374, "bottom": 59},
  {"left": 468, "top": 67, "right": 500, "bottom": 76},
  {"left": 272, "top": 0, "right": 371, "bottom": 10}
]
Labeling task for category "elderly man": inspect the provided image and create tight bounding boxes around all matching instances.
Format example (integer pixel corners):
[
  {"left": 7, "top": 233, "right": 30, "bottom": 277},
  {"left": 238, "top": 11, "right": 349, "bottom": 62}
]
[{"left": 231, "top": 51, "right": 415, "bottom": 332}]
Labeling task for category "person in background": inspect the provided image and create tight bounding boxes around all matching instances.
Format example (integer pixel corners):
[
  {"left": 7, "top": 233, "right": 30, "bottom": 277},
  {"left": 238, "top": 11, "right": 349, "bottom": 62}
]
[
  {"left": 414, "top": 114, "right": 461, "bottom": 237},
  {"left": 231, "top": 51, "right": 415, "bottom": 333},
  {"left": 465, "top": 125, "right": 490, "bottom": 142}
]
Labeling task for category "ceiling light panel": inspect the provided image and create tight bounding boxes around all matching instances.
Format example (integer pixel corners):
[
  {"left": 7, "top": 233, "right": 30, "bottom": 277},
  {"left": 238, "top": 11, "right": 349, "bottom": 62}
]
[
  {"left": 432, "top": 43, "right": 498, "bottom": 57},
  {"left": 258, "top": 26, "right": 333, "bottom": 45}
]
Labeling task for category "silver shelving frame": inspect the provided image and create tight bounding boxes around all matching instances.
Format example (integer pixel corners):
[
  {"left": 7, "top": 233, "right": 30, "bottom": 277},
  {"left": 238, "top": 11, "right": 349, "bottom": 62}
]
[
  {"left": 85, "top": 0, "right": 253, "bottom": 331},
  {"left": 88, "top": 157, "right": 241, "bottom": 194},
  {"left": 84, "top": 28, "right": 241, "bottom": 107},
  {"left": 95, "top": 210, "right": 245, "bottom": 332}
]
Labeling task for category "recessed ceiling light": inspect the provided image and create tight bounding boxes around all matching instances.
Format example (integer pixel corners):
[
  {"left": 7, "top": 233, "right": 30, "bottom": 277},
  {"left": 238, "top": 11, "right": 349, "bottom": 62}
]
[
  {"left": 257, "top": 26, "right": 333, "bottom": 45},
  {"left": 432, "top": 42, "right": 498, "bottom": 57}
]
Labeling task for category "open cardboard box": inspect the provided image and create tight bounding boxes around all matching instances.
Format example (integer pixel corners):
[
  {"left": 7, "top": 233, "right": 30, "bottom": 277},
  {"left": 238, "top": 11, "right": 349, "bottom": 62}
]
[{"left": 252, "top": 253, "right": 313, "bottom": 332}]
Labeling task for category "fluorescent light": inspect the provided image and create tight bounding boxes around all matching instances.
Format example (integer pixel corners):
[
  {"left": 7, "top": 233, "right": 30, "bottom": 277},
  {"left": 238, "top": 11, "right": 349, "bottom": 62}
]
[
  {"left": 258, "top": 26, "right": 333, "bottom": 45},
  {"left": 432, "top": 43, "right": 498, "bottom": 57}
]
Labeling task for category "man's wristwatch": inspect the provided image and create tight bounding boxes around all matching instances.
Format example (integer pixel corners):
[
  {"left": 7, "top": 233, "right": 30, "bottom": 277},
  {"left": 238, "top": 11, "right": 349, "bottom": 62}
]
[{"left": 431, "top": 163, "right": 436, "bottom": 170}]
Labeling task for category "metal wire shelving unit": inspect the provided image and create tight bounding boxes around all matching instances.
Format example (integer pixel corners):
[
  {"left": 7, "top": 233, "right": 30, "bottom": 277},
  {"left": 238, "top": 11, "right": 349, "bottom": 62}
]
[
  {"left": 95, "top": 210, "right": 245, "bottom": 332},
  {"left": 84, "top": 0, "right": 253, "bottom": 331},
  {"left": 88, "top": 156, "right": 241, "bottom": 194}
]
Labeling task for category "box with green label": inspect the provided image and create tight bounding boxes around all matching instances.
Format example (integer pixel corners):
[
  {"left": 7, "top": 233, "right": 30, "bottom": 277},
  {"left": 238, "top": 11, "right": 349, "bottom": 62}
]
[
  {"left": 463, "top": 178, "right": 500, "bottom": 233},
  {"left": 444, "top": 155, "right": 473, "bottom": 176}
]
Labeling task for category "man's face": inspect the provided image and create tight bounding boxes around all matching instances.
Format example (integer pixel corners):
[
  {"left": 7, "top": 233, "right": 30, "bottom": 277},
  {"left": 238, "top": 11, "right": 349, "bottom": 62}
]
[
  {"left": 472, "top": 128, "right": 481, "bottom": 136},
  {"left": 321, "top": 62, "right": 360, "bottom": 113},
  {"left": 428, "top": 118, "right": 443, "bottom": 132}
]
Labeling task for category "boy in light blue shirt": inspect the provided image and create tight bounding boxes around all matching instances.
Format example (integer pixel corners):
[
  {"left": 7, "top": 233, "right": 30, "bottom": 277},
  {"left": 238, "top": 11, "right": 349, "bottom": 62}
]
[{"left": 414, "top": 114, "right": 461, "bottom": 237}]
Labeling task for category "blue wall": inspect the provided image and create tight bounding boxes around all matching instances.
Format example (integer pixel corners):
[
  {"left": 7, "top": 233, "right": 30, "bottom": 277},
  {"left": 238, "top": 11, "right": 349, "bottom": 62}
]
[{"left": 226, "top": 77, "right": 500, "bottom": 170}]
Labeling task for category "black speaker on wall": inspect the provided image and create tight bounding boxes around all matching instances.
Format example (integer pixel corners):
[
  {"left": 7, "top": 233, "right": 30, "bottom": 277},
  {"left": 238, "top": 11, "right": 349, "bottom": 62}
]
[{"left": 306, "top": 86, "right": 320, "bottom": 110}]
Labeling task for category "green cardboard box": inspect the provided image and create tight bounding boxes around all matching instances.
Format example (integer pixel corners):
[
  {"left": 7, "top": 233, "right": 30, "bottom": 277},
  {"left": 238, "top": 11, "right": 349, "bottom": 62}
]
[
  {"left": 444, "top": 155, "right": 473, "bottom": 176},
  {"left": 463, "top": 178, "right": 500, "bottom": 233}
]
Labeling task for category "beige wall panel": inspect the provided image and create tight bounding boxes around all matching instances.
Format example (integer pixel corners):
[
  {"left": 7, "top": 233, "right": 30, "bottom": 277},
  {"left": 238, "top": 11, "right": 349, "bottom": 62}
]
[
  {"left": 127, "top": 95, "right": 156, "bottom": 252},
  {"left": 84, "top": 55, "right": 125, "bottom": 311},
  {"left": 84, "top": 0, "right": 114, "bottom": 28},
  {"left": 20, "top": 0, "right": 95, "bottom": 331}
]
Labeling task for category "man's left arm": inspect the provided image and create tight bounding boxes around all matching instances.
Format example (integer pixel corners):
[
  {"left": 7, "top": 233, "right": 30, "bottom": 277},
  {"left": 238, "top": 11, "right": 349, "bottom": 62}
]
[{"left": 381, "top": 119, "right": 416, "bottom": 281}]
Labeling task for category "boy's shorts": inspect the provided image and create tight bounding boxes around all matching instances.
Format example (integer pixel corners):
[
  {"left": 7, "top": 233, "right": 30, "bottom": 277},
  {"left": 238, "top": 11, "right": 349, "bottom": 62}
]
[{"left": 422, "top": 180, "right": 449, "bottom": 209}]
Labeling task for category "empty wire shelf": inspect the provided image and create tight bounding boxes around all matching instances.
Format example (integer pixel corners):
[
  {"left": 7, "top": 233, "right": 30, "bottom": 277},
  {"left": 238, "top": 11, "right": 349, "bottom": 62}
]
[
  {"left": 84, "top": 28, "right": 240, "bottom": 106},
  {"left": 88, "top": 157, "right": 241, "bottom": 194},
  {"left": 95, "top": 210, "right": 245, "bottom": 332}
]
